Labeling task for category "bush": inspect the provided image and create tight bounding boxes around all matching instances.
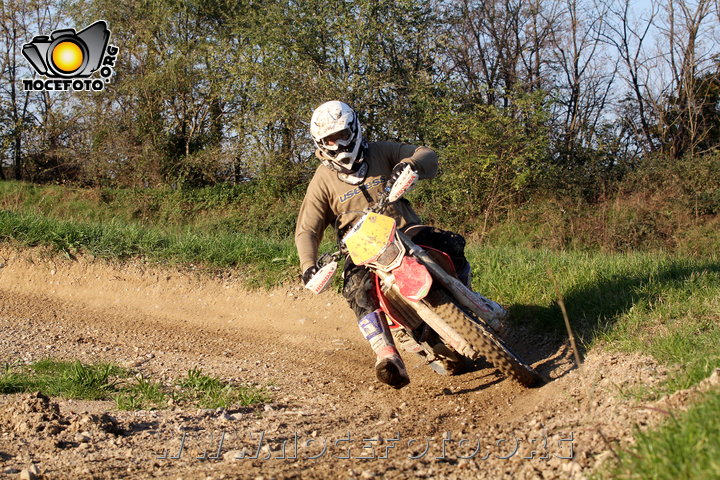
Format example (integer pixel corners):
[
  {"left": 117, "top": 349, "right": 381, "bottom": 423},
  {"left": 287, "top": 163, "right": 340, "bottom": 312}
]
[{"left": 415, "top": 92, "right": 550, "bottom": 234}]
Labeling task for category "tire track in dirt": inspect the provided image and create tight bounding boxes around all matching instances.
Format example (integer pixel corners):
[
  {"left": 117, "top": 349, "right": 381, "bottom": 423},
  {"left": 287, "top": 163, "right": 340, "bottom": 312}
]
[{"left": 0, "top": 246, "right": 679, "bottom": 479}]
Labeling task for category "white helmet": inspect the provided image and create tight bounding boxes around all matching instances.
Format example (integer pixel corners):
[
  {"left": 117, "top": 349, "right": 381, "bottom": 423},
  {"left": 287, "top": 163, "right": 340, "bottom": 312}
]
[{"left": 310, "top": 101, "right": 365, "bottom": 174}]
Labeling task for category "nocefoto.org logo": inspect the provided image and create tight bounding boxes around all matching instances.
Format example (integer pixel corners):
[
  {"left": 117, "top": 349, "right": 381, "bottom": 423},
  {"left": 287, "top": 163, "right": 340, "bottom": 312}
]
[{"left": 22, "top": 20, "right": 119, "bottom": 92}]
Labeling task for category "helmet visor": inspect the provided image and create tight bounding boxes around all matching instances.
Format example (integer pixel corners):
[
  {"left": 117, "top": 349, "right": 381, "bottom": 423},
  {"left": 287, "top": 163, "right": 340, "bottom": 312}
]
[{"left": 319, "top": 128, "right": 353, "bottom": 149}]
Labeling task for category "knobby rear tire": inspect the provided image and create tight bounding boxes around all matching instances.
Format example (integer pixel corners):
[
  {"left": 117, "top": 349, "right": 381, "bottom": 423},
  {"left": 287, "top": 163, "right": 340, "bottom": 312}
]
[{"left": 423, "top": 290, "right": 543, "bottom": 387}]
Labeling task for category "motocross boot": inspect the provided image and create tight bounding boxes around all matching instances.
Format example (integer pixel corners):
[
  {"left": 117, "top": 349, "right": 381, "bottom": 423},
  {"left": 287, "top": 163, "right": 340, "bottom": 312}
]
[{"left": 358, "top": 310, "right": 410, "bottom": 389}]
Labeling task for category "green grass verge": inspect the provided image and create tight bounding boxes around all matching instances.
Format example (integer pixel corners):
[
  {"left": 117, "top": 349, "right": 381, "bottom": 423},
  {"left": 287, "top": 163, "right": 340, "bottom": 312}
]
[
  {"left": 0, "top": 359, "right": 124, "bottom": 400},
  {"left": 0, "top": 209, "right": 301, "bottom": 288},
  {"left": 0, "top": 360, "right": 269, "bottom": 411},
  {"left": 115, "top": 368, "right": 271, "bottom": 411},
  {"left": 174, "top": 367, "right": 271, "bottom": 409},
  {"left": 0, "top": 180, "right": 302, "bottom": 238},
  {"left": 467, "top": 246, "right": 720, "bottom": 480},
  {"left": 601, "top": 390, "right": 720, "bottom": 480},
  {"left": 466, "top": 245, "right": 720, "bottom": 394},
  {"left": 114, "top": 374, "right": 168, "bottom": 410}
]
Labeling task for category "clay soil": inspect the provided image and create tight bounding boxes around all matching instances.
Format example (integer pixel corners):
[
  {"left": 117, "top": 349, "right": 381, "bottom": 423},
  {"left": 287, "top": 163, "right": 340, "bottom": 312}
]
[{"left": 0, "top": 246, "right": 706, "bottom": 479}]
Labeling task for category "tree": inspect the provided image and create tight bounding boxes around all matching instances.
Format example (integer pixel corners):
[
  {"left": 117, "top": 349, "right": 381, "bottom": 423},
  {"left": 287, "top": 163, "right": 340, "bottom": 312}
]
[
  {"left": 603, "top": 0, "right": 660, "bottom": 154},
  {"left": 0, "top": 0, "right": 39, "bottom": 179},
  {"left": 660, "top": 0, "right": 717, "bottom": 157},
  {"left": 440, "top": 0, "right": 557, "bottom": 107},
  {"left": 69, "top": 0, "right": 245, "bottom": 186},
  {"left": 548, "top": 0, "right": 617, "bottom": 158},
  {"left": 417, "top": 92, "right": 550, "bottom": 235}
]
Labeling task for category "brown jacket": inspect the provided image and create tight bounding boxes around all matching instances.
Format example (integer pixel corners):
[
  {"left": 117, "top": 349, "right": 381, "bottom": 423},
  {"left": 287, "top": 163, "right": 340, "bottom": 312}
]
[{"left": 295, "top": 141, "right": 438, "bottom": 272}]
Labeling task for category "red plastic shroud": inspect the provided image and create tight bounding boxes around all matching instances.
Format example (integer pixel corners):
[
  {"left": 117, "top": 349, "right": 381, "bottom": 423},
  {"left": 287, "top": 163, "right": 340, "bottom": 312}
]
[{"left": 375, "top": 245, "right": 457, "bottom": 329}]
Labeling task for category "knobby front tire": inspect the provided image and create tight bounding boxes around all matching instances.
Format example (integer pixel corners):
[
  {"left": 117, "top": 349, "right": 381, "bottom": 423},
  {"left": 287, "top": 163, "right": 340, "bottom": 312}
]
[{"left": 423, "top": 290, "right": 544, "bottom": 387}]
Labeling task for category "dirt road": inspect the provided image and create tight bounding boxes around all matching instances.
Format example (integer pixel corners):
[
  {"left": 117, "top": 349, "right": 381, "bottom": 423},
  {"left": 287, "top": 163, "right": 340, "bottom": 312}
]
[{"left": 0, "top": 247, "right": 677, "bottom": 479}]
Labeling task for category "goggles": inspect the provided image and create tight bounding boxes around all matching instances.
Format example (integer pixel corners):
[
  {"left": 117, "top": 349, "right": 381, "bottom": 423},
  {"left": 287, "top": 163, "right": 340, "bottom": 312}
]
[{"left": 319, "top": 128, "right": 353, "bottom": 151}]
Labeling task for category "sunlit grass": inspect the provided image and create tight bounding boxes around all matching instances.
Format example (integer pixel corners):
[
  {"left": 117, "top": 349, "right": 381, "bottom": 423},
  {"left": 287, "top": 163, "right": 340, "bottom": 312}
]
[
  {"left": 599, "top": 390, "right": 720, "bottom": 480},
  {"left": 0, "top": 359, "right": 269, "bottom": 411},
  {"left": 0, "top": 359, "right": 124, "bottom": 400}
]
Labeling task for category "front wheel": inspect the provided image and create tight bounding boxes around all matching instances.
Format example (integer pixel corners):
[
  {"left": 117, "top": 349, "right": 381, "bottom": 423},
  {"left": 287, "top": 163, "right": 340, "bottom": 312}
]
[{"left": 423, "top": 290, "right": 544, "bottom": 387}]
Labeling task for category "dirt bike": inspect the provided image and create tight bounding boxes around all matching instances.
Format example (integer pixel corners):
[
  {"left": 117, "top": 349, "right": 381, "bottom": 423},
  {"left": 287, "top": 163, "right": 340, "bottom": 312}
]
[{"left": 304, "top": 168, "right": 544, "bottom": 387}]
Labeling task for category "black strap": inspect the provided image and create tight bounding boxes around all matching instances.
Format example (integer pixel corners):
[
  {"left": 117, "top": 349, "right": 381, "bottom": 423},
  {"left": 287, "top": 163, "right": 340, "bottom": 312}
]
[{"left": 358, "top": 184, "right": 374, "bottom": 203}]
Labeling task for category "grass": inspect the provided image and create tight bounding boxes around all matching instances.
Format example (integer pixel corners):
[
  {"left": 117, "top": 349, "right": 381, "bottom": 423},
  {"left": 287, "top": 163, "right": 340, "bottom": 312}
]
[
  {"left": 0, "top": 209, "right": 301, "bottom": 288},
  {"left": 174, "top": 367, "right": 271, "bottom": 409},
  {"left": 466, "top": 245, "right": 719, "bottom": 480},
  {"left": 115, "top": 368, "right": 270, "bottom": 411},
  {"left": 601, "top": 390, "right": 720, "bottom": 480},
  {"left": 0, "top": 180, "right": 346, "bottom": 288},
  {"left": 114, "top": 374, "right": 167, "bottom": 410},
  {"left": 468, "top": 245, "right": 720, "bottom": 480},
  {"left": 0, "top": 359, "right": 124, "bottom": 400},
  {"left": 0, "top": 181, "right": 302, "bottom": 238},
  {"left": 0, "top": 359, "right": 269, "bottom": 411},
  {"left": 465, "top": 245, "right": 720, "bottom": 393}
]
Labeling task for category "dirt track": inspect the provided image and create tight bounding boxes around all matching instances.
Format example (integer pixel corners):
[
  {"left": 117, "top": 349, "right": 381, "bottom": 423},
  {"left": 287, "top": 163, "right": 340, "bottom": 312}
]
[{"left": 0, "top": 246, "right": 693, "bottom": 479}]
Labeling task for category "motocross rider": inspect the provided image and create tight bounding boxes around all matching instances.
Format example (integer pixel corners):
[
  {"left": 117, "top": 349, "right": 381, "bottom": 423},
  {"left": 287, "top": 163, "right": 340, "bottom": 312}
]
[{"left": 296, "top": 101, "right": 473, "bottom": 389}]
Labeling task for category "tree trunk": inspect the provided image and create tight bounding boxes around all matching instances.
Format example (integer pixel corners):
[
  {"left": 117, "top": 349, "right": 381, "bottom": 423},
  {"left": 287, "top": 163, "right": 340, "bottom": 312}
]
[{"left": 13, "top": 134, "right": 22, "bottom": 180}]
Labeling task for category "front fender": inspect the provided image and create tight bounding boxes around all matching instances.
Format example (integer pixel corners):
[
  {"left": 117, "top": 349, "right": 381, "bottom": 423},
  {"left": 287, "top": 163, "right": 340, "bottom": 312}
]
[{"left": 393, "top": 255, "right": 432, "bottom": 301}]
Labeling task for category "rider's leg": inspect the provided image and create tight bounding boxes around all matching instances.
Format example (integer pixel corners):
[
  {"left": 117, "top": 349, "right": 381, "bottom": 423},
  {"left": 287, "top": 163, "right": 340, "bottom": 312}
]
[
  {"left": 404, "top": 225, "right": 470, "bottom": 283},
  {"left": 358, "top": 310, "right": 410, "bottom": 388},
  {"left": 343, "top": 262, "right": 410, "bottom": 389}
]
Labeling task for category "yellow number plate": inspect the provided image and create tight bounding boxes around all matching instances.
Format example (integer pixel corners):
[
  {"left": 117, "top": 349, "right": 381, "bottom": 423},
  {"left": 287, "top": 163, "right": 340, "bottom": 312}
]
[{"left": 345, "top": 213, "right": 397, "bottom": 265}]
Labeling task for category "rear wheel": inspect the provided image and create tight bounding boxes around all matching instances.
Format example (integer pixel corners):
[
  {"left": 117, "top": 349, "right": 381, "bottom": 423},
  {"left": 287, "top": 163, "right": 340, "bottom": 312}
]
[{"left": 423, "top": 290, "right": 544, "bottom": 387}]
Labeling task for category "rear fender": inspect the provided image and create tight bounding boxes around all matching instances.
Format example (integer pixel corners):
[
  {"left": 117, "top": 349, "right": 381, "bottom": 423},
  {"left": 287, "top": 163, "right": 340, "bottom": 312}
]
[{"left": 420, "top": 245, "right": 457, "bottom": 278}]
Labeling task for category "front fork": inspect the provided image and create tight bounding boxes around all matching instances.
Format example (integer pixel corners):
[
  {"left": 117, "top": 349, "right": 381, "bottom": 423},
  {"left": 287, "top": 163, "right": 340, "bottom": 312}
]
[{"left": 374, "top": 268, "right": 478, "bottom": 359}]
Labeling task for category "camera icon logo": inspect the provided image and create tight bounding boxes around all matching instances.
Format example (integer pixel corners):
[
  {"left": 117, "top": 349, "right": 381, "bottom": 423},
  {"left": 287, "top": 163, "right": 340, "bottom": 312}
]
[{"left": 22, "top": 20, "right": 119, "bottom": 92}]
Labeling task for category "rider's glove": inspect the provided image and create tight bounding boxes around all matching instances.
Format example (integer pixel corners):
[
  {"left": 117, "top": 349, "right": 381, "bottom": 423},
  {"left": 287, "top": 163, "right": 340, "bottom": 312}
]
[{"left": 302, "top": 266, "right": 318, "bottom": 285}]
